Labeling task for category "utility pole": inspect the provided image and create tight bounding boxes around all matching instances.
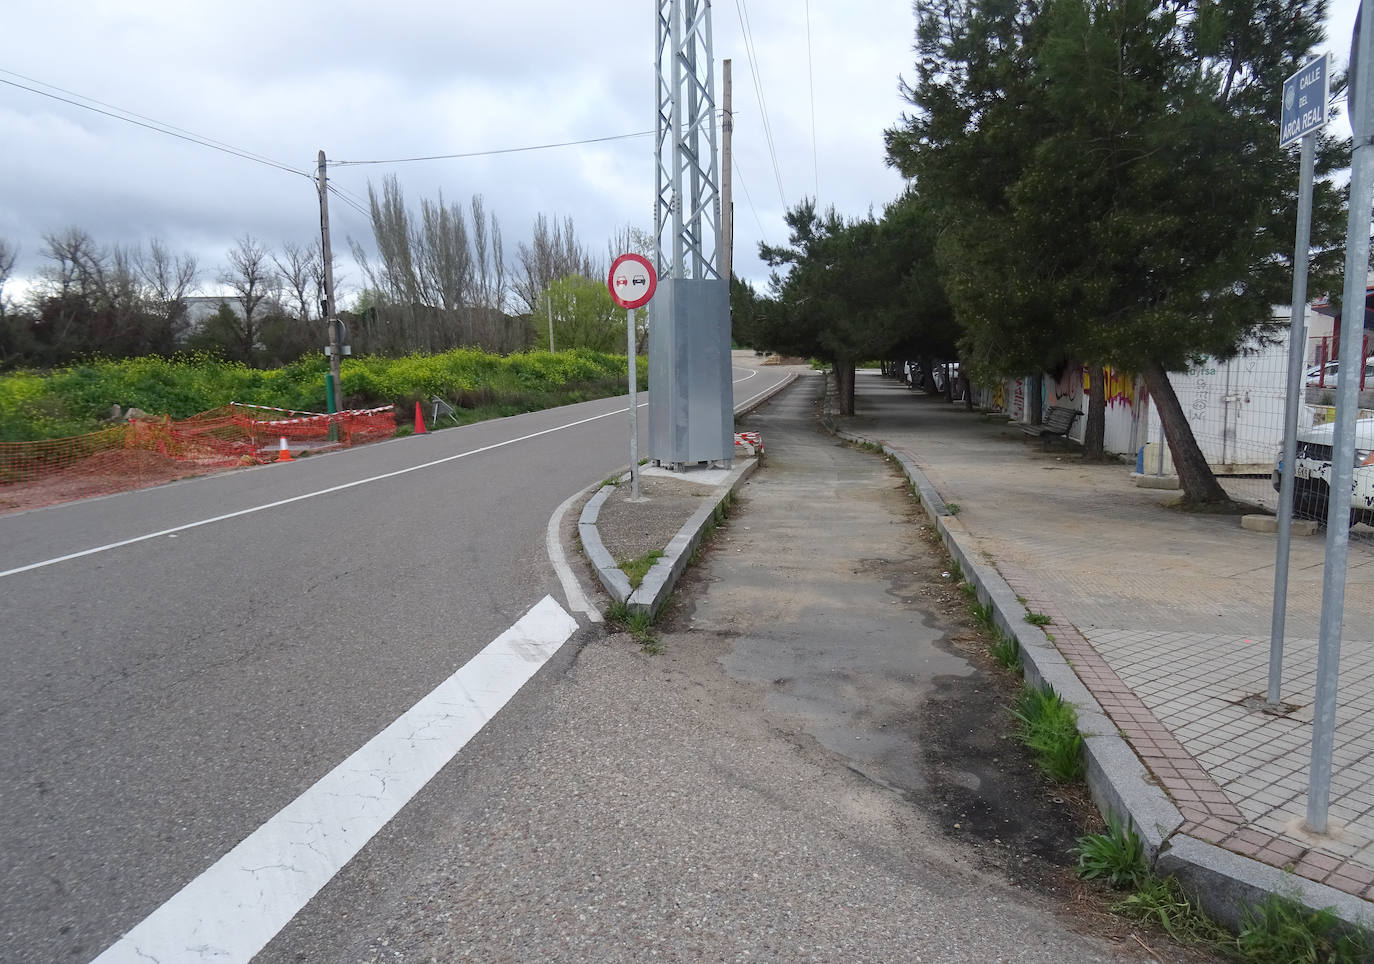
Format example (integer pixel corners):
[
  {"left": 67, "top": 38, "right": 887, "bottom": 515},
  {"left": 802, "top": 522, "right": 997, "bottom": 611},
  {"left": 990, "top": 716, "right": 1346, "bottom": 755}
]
[
  {"left": 547, "top": 290, "right": 555, "bottom": 353},
  {"left": 317, "top": 150, "right": 342, "bottom": 415},
  {"left": 721, "top": 59, "right": 734, "bottom": 284}
]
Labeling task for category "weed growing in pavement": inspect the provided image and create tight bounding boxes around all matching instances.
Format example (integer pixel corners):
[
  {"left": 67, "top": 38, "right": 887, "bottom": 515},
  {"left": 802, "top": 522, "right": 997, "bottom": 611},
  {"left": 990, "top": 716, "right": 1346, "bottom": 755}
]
[
  {"left": 969, "top": 600, "right": 995, "bottom": 633},
  {"left": 1237, "top": 891, "right": 1372, "bottom": 962},
  {"left": 946, "top": 502, "right": 961, "bottom": 515},
  {"left": 1114, "top": 874, "right": 1234, "bottom": 948},
  {"left": 1074, "top": 816, "right": 1147, "bottom": 889},
  {"left": 1010, "top": 683, "right": 1084, "bottom": 783},
  {"left": 1025, "top": 611, "right": 1053, "bottom": 627},
  {"left": 618, "top": 550, "right": 664, "bottom": 590},
  {"left": 605, "top": 602, "right": 662, "bottom": 653},
  {"left": 1107, "top": 869, "right": 1372, "bottom": 960},
  {"left": 990, "top": 632, "right": 1023, "bottom": 675}
]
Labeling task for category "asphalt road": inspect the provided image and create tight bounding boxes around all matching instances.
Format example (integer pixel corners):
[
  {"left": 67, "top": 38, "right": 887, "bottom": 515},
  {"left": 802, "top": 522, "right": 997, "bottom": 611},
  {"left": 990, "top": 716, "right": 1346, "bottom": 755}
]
[{"left": 0, "top": 360, "right": 791, "bottom": 963}]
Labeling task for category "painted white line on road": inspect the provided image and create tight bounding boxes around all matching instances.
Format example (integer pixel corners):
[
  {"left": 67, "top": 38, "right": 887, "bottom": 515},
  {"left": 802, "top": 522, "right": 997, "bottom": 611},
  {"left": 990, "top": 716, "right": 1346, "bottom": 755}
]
[
  {"left": 735, "top": 371, "right": 798, "bottom": 413},
  {"left": 547, "top": 484, "right": 602, "bottom": 623},
  {"left": 93, "top": 595, "right": 579, "bottom": 964},
  {"left": 0, "top": 407, "right": 631, "bottom": 581}
]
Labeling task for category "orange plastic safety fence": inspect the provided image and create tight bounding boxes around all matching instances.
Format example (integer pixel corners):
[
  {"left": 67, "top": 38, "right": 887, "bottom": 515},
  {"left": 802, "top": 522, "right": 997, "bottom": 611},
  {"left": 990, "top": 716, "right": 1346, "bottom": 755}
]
[{"left": 0, "top": 403, "right": 396, "bottom": 514}]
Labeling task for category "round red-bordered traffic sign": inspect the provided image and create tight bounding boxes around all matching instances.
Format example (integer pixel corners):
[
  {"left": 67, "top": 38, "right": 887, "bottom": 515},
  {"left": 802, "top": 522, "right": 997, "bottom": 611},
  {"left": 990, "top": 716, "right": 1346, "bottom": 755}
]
[{"left": 608, "top": 253, "right": 658, "bottom": 310}]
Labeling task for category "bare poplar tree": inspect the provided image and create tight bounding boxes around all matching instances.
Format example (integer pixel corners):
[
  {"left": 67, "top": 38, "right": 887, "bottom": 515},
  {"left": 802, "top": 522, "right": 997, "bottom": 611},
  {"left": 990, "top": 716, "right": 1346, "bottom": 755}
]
[
  {"left": 137, "top": 239, "right": 198, "bottom": 347},
  {"left": 274, "top": 241, "right": 322, "bottom": 324},
  {"left": 220, "top": 234, "right": 281, "bottom": 363},
  {"left": 513, "top": 214, "right": 600, "bottom": 315}
]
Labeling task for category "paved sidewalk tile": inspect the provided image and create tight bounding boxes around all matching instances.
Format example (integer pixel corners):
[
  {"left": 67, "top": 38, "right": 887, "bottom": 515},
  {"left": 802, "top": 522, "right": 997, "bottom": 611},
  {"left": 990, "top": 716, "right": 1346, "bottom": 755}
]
[{"left": 844, "top": 373, "right": 1374, "bottom": 902}]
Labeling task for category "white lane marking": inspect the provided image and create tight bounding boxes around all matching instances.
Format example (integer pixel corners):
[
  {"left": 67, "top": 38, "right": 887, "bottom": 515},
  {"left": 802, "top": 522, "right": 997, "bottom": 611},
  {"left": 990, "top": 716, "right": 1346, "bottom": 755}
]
[
  {"left": 0, "top": 407, "right": 631, "bottom": 581},
  {"left": 734, "top": 372, "right": 796, "bottom": 412},
  {"left": 93, "top": 595, "right": 579, "bottom": 964},
  {"left": 732, "top": 366, "right": 758, "bottom": 382},
  {"left": 547, "top": 483, "right": 602, "bottom": 622}
]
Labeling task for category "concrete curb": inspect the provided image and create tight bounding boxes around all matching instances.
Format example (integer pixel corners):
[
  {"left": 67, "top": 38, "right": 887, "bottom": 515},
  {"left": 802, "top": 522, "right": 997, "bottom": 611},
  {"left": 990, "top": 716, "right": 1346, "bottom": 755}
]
[
  {"left": 575, "top": 366, "right": 794, "bottom": 620},
  {"left": 825, "top": 407, "right": 1370, "bottom": 932},
  {"left": 579, "top": 459, "right": 759, "bottom": 621}
]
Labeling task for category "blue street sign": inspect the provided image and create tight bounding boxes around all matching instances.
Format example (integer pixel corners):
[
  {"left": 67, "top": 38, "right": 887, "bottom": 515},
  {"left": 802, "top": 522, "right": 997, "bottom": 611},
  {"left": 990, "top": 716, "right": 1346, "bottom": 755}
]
[{"left": 1281, "top": 53, "right": 1329, "bottom": 147}]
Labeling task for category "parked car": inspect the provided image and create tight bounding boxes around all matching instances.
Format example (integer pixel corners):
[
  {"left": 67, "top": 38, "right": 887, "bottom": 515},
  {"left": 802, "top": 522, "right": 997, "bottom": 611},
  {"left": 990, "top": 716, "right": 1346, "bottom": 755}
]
[
  {"left": 1305, "top": 358, "right": 1374, "bottom": 388},
  {"left": 1272, "top": 417, "right": 1374, "bottom": 525}
]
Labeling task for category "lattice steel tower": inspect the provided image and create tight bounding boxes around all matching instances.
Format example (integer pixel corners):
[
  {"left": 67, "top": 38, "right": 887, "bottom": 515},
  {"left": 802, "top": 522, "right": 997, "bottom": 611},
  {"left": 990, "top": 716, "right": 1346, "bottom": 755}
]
[{"left": 649, "top": 0, "right": 734, "bottom": 467}]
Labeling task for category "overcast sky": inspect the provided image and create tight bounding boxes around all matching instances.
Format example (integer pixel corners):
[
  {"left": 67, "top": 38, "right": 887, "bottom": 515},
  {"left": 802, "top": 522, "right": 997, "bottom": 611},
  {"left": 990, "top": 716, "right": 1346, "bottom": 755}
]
[{"left": 0, "top": 1, "right": 1364, "bottom": 308}]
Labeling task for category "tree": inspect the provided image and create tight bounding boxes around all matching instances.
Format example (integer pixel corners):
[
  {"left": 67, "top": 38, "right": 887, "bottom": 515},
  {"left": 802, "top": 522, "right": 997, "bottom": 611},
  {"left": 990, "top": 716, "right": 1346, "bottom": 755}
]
[
  {"left": 537, "top": 275, "right": 629, "bottom": 353},
  {"left": 887, "top": 0, "right": 1346, "bottom": 501},
  {"left": 219, "top": 234, "right": 281, "bottom": 364},
  {"left": 137, "top": 239, "right": 198, "bottom": 350},
  {"left": 758, "top": 200, "right": 922, "bottom": 414},
  {"left": 513, "top": 214, "right": 600, "bottom": 316}
]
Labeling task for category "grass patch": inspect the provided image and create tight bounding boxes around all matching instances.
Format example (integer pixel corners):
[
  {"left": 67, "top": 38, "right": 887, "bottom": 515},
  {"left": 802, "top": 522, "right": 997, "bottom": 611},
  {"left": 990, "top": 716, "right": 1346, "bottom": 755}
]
[
  {"left": 605, "top": 601, "right": 661, "bottom": 653},
  {"left": 990, "top": 632, "right": 1023, "bottom": 674},
  {"left": 618, "top": 550, "right": 664, "bottom": 590},
  {"left": 1009, "top": 683, "right": 1084, "bottom": 783},
  {"left": 1074, "top": 816, "right": 1147, "bottom": 889},
  {"left": 946, "top": 502, "right": 961, "bottom": 515},
  {"left": 1114, "top": 874, "right": 1234, "bottom": 948},
  {"left": 0, "top": 347, "right": 640, "bottom": 442},
  {"left": 1237, "top": 892, "right": 1372, "bottom": 962},
  {"left": 1025, "top": 610, "right": 1052, "bottom": 627}
]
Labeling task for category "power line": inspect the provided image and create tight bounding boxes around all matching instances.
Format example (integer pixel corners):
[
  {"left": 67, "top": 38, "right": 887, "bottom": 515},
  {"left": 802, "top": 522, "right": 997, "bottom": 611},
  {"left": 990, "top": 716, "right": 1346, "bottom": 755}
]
[
  {"left": 326, "top": 184, "right": 371, "bottom": 222},
  {"left": 732, "top": 154, "right": 769, "bottom": 246},
  {"left": 733, "top": 0, "right": 788, "bottom": 209},
  {"left": 334, "top": 129, "right": 656, "bottom": 166},
  {"left": 0, "top": 71, "right": 311, "bottom": 180},
  {"left": 804, "top": 0, "right": 819, "bottom": 200}
]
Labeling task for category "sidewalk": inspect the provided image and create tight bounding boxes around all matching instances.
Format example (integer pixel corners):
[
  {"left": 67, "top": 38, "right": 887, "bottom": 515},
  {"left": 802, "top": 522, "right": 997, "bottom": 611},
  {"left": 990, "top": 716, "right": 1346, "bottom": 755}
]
[{"left": 835, "top": 370, "right": 1374, "bottom": 918}]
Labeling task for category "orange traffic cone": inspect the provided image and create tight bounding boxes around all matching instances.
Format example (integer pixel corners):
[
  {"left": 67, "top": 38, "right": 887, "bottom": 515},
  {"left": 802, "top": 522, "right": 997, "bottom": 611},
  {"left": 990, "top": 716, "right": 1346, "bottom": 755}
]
[
  {"left": 277, "top": 437, "right": 293, "bottom": 462},
  {"left": 414, "top": 401, "right": 427, "bottom": 434}
]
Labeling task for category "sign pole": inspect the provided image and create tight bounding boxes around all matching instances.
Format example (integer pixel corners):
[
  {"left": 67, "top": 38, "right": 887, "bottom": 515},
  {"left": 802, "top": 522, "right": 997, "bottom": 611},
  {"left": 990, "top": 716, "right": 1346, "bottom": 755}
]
[
  {"left": 1268, "top": 51, "right": 1330, "bottom": 707},
  {"left": 608, "top": 253, "right": 658, "bottom": 503},
  {"left": 627, "top": 307, "right": 640, "bottom": 500},
  {"left": 1268, "top": 128, "right": 1318, "bottom": 706},
  {"left": 1308, "top": 10, "right": 1373, "bottom": 834}
]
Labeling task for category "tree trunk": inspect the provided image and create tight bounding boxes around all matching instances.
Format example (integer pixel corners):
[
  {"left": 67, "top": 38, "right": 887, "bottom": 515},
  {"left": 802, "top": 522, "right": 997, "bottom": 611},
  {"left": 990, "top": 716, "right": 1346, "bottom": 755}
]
[
  {"left": 1084, "top": 365, "right": 1107, "bottom": 460},
  {"left": 1142, "top": 359, "right": 1229, "bottom": 503},
  {"left": 833, "top": 359, "right": 856, "bottom": 415}
]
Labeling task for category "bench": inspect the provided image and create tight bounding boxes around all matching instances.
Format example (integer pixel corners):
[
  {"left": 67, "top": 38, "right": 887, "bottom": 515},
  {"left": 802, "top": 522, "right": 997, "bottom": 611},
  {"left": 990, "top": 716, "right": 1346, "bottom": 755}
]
[{"left": 1022, "top": 404, "right": 1081, "bottom": 448}]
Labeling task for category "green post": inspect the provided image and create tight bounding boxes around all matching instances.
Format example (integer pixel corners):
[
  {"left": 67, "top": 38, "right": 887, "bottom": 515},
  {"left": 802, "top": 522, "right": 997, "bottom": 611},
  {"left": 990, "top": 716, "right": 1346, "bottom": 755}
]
[{"left": 326, "top": 372, "right": 339, "bottom": 442}]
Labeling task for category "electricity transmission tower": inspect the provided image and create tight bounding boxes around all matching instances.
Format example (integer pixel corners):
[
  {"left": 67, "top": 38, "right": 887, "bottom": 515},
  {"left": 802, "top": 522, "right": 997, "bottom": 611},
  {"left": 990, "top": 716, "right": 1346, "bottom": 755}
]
[{"left": 649, "top": 0, "right": 734, "bottom": 468}]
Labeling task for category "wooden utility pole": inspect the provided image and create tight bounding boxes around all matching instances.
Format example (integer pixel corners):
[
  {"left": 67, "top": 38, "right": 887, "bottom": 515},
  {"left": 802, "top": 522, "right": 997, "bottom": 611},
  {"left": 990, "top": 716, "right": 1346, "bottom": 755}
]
[
  {"left": 317, "top": 149, "right": 342, "bottom": 413},
  {"left": 721, "top": 59, "right": 734, "bottom": 283}
]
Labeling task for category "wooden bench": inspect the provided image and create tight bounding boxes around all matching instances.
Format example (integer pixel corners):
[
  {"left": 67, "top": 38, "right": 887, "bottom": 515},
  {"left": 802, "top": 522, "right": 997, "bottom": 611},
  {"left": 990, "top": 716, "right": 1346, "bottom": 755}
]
[{"left": 1022, "top": 404, "right": 1081, "bottom": 448}]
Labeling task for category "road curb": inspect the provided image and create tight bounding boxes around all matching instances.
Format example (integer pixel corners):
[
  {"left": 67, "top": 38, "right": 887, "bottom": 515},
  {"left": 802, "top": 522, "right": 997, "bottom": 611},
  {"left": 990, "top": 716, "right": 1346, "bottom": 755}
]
[
  {"left": 577, "top": 366, "right": 794, "bottom": 620},
  {"left": 579, "top": 459, "right": 759, "bottom": 621},
  {"left": 824, "top": 409, "right": 1371, "bottom": 932}
]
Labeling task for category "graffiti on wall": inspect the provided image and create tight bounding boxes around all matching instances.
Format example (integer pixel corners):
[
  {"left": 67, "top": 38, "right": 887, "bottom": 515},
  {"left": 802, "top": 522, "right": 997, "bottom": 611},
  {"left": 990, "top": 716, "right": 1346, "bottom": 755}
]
[
  {"left": 1081, "top": 366, "right": 1137, "bottom": 408},
  {"left": 989, "top": 381, "right": 1006, "bottom": 413},
  {"left": 1053, "top": 367, "right": 1081, "bottom": 404}
]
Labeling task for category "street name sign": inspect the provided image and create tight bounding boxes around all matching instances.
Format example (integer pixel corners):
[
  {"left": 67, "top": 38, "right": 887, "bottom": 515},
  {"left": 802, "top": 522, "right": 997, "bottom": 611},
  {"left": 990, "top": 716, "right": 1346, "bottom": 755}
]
[{"left": 1281, "top": 53, "right": 1329, "bottom": 147}]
